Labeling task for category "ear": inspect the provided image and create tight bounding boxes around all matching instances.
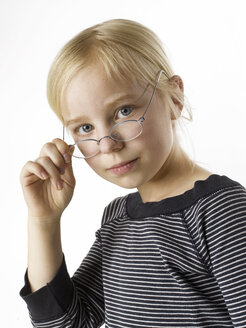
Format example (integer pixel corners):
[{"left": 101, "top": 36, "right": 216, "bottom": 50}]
[{"left": 169, "top": 75, "right": 184, "bottom": 119}]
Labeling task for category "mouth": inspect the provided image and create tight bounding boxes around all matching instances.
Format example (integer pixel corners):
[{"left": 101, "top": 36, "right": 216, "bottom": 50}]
[
  {"left": 108, "top": 158, "right": 138, "bottom": 170},
  {"left": 107, "top": 158, "right": 139, "bottom": 176}
]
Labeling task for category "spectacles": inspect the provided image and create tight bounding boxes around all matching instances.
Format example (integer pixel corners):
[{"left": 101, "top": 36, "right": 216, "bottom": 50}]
[{"left": 62, "top": 69, "right": 169, "bottom": 159}]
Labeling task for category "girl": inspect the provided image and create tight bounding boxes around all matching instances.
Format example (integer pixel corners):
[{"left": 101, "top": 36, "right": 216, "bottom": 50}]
[{"left": 19, "top": 19, "right": 246, "bottom": 327}]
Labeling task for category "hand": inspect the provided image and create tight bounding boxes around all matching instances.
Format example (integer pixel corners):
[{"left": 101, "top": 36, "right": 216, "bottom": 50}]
[{"left": 20, "top": 138, "right": 76, "bottom": 221}]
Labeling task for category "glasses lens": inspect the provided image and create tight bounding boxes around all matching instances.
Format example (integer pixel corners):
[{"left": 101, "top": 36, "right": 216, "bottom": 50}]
[
  {"left": 110, "top": 120, "right": 142, "bottom": 141},
  {"left": 63, "top": 128, "right": 98, "bottom": 159},
  {"left": 63, "top": 120, "right": 143, "bottom": 159},
  {"left": 73, "top": 140, "right": 99, "bottom": 159}
]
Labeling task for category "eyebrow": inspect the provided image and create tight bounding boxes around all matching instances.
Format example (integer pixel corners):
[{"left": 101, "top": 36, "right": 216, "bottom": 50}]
[{"left": 64, "top": 87, "right": 149, "bottom": 127}]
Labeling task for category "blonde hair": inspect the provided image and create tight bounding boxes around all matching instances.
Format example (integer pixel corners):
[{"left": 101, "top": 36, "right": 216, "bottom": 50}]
[{"left": 47, "top": 18, "right": 195, "bottom": 163}]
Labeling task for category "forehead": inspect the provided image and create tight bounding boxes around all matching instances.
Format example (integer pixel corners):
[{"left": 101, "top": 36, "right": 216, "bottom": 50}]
[{"left": 61, "top": 64, "right": 149, "bottom": 125}]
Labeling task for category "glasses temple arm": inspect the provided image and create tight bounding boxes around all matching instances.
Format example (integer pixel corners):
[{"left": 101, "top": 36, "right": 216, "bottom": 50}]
[{"left": 140, "top": 70, "right": 169, "bottom": 121}]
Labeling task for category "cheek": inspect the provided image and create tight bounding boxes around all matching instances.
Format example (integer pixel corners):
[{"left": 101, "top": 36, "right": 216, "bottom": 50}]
[
  {"left": 84, "top": 157, "right": 100, "bottom": 173},
  {"left": 140, "top": 116, "right": 173, "bottom": 155}
]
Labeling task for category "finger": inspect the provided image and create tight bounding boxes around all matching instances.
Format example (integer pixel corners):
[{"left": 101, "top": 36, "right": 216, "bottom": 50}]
[
  {"left": 52, "top": 138, "right": 74, "bottom": 164},
  {"left": 40, "top": 141, "right": 67, "bottom": 175},
  {"left": 36, "top": 156, "right": 64, "bottom": 190},
  {"left": 20, "top": 161, "right": 49, "bottom": 186}
]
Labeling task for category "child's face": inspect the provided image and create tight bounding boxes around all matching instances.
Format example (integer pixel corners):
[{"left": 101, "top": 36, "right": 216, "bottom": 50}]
[{"left": 61, "top": 64, "right": 174, "bottom": 189}]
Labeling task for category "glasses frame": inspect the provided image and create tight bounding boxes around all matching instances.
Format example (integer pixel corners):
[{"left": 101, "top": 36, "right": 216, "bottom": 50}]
[{"left": 62, "top": 69, "right": 169, "bottom": 159}]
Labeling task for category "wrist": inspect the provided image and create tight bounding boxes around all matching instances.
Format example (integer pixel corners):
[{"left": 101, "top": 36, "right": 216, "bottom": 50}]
[{"left": 28, "top": 214, "right": 61, "bottom": 227}]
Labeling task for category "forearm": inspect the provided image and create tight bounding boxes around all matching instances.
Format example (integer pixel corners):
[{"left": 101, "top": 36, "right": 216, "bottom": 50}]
[
  {"left": 20, "top": 229, "right": 105, "bottom": 327},
  {"left": 27, "top": 216, "right": 63, "bottom": 292}
]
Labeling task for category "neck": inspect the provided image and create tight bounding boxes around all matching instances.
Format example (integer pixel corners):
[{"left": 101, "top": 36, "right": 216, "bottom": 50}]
[{"left": 137, "top": 141, "right": 197, "bottom": 203}]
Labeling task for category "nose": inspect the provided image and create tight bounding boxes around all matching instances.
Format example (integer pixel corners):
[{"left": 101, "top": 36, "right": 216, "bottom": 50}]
[{"left": 98, "top": 136, "right": 123, "bottom": 154}]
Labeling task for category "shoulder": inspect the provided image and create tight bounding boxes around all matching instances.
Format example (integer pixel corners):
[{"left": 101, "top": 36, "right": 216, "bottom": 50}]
[
  {"left": 183, "top": 176, "right": 246, "bottom": 262},
  {"left": 189, "top": 175, "right": 246, "bottom": 228},
  {"left": 101, "top": 194, "right": 129, "bottom": 226},
  {"left": 197, "top": 175, "right": 246, "bottom": 209}
]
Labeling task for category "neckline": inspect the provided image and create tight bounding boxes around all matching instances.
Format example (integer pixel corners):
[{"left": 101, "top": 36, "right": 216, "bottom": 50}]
[{"left": 126, "top": 174, "right": 240, "bottom": 219}]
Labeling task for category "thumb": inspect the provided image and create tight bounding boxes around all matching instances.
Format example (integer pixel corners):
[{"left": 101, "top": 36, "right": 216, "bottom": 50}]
[
  {"left": 68, "top": 145, "right": 75, "bottom": 159},
  {"left": 63, "top": 145, "right": 75, "bottom": 163},
  {"left": 63, "top": 146, "right": 75, "bottom": 172},
  {"left": 62, "top": 146, "right": 75, "bottom": 184}
]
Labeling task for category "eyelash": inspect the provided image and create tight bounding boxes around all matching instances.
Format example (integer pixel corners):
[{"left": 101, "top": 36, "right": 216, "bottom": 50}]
[{"left": 74, "top": 105, "right": 135, "bottom": 136}]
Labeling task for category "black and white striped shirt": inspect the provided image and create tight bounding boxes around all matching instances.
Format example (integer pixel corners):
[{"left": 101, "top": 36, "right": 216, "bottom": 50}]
[{"left": 20, "top": 174, "right": 246, "bottom": 327}]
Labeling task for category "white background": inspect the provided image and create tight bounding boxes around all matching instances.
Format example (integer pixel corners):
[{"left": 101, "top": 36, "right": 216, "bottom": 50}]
[{"left": 1, "top": 0, "right": 246, "bottom": 327}]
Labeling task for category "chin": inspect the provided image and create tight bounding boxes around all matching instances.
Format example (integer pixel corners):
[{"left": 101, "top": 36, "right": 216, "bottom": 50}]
[
  {"left": 107, "top": 177, "right": 138, "bottom": 189},
  {"left": 111, "top": 172, "right": 148, "bottom": 189}
]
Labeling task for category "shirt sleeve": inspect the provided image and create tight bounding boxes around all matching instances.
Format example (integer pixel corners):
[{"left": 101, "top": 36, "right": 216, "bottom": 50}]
[
  {"left": 19, "top": 232, "right": 105, "bottom": 328},
  {"left": 206, "top": 185, "right": 246, "bottom": 327}
]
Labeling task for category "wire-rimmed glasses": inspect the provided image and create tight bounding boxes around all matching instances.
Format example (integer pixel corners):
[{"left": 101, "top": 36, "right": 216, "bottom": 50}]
[{"left": 62, "top": 69, "right": 169, "bottom": 159}]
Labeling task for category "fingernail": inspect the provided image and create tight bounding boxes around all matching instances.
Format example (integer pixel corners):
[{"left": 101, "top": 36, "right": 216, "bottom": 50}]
[
  {"left": 69, "top": 145, "right": 75, "bottom": 152},
  {"left": 63, "top": 153, "right": 71, "bottom": 163},
  {"left": 41, "top": 171, "right": 49, "bottom": 179},
  {"left": 56, "top": 181, "right": 63, "bottom": 190},
  {"left": 69, "top": 146, "right": 75, "bottom": 155},
  {"left": 59, "top": 167, "right": 65, "bottom": 175}
]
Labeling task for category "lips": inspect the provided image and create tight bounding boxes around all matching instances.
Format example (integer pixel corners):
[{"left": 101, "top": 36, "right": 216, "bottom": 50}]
[{"left": 108, "top": 158, "right": 138, "bottom": 169}]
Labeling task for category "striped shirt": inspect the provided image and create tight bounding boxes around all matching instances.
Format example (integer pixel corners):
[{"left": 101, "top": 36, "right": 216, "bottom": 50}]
[{"left": 20, "top": 174, "right": 246, "bottom": 327}]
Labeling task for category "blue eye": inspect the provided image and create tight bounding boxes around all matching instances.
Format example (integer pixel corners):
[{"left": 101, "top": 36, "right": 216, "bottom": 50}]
[
  {"left": 117, "top": 106, "right": 133, "bottom": 118},
  {"left": 74, "top": 106, "right": 134, "bottom": 137},
  {"left": 78, "top": 124, "right": 93, "bottom": 135}
]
